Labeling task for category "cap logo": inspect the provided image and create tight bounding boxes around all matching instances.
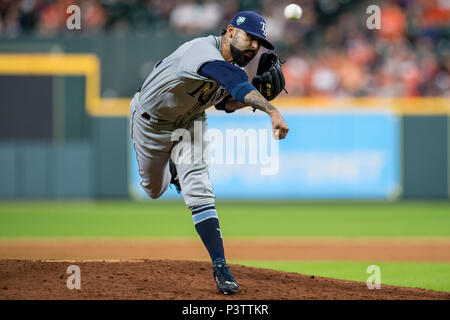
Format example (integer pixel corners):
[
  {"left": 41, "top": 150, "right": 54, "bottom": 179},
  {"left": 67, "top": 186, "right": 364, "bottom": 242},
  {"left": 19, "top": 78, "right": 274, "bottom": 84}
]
[
  {"left": 260, "top": 21, "right": 268, "bottom": 37},
  {"left": 236, "top": 16, "right": 246, "bottom": 25}
]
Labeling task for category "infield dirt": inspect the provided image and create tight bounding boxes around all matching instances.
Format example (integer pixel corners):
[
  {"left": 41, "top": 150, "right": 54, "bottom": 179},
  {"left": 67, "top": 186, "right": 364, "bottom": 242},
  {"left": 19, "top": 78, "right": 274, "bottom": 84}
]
[
  {"left": 0, "top": 259, "right": 449, "bottom": 300},
  {"left": 1, "top": 238, "right": 449, "bottom": 261}
]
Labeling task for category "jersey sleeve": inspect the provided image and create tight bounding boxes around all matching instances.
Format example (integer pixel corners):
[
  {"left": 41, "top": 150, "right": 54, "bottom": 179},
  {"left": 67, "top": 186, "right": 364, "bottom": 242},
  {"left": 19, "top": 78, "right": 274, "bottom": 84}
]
[
  {"left": 176, "top": 39, "right": 225, "bottom": 80},
  {"left": 198, "top": 60, "right": 256, "bottom": 103}
]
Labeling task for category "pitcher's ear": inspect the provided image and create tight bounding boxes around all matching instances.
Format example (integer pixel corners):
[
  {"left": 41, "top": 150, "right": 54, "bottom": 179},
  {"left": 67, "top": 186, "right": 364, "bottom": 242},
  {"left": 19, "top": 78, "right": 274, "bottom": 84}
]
[{"left": 228, "top": 25, "right": 237, "bottom": 38}]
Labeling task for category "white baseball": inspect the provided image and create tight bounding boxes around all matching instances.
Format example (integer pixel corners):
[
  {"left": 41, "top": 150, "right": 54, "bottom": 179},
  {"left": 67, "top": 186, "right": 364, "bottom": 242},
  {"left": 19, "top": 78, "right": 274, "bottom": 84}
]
[{"left": 284, "top": 4, "right": 303, "bottom": 20}]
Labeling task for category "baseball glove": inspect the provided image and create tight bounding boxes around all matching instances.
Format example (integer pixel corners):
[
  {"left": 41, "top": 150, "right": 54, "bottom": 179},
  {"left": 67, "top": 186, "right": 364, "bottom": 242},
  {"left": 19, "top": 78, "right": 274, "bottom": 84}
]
[{"left": 251, "top": 52, "right": 286, "bottom": 101}]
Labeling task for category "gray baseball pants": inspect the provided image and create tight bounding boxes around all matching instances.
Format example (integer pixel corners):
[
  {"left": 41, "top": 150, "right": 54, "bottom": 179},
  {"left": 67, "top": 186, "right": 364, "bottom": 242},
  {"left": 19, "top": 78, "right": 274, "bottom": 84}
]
[{"left": 130, "top": 93, "right": 215, "bottom": 208}]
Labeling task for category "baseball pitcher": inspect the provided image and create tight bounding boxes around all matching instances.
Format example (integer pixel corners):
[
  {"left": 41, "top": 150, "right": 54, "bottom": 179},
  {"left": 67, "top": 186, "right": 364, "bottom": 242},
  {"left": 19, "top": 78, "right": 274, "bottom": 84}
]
[{"left": 130, "top": 11, "right": 289, "bottom": 295}]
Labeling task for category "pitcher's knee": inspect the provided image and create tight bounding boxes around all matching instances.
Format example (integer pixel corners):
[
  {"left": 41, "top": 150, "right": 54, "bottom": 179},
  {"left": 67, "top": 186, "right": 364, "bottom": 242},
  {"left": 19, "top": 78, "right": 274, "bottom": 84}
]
[
  {"left": 147, "top": 190, "right": 163, "bottom": 199},
  {"left": 141, "top": 180, "right": 167, "bottom": 199}
]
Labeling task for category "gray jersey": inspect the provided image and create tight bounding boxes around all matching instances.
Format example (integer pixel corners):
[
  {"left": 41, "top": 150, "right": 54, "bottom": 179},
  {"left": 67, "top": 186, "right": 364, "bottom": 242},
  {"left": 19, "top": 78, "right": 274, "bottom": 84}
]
[{"left": 137, "top": 35, "right": 230, "bottom": 125}]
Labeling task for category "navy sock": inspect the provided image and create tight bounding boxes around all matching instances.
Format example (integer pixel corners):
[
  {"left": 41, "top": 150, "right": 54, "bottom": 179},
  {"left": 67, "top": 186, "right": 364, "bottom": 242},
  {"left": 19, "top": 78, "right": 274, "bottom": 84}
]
[{"left": 191, "top": 203, "right": 225, "bottom": 264}]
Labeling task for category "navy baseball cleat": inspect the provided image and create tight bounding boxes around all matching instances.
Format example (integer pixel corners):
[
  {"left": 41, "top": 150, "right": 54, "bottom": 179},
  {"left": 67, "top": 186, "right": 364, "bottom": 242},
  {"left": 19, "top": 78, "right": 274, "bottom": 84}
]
[
  {"left": 169, "top": 159, "right": 181, "bottom": 193},
  {"left": 213, "top": 258, "right": 239, "bottom": 295}
]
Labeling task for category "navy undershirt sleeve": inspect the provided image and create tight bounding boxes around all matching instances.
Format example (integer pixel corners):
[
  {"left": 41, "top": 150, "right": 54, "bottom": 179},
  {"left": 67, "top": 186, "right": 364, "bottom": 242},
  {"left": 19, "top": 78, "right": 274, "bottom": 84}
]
[
  {"left": 199, "top": 60, "right": 256, "bottom": 104},
  {"left": 214, "top": 94, "right": 234, "bottom": 113}
]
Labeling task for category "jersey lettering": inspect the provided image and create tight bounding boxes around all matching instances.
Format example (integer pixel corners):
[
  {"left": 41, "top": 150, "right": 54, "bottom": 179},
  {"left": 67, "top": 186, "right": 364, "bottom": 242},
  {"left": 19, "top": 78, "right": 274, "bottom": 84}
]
[{"left": 187, "top": 81, "right": 224, "bottom": 106}]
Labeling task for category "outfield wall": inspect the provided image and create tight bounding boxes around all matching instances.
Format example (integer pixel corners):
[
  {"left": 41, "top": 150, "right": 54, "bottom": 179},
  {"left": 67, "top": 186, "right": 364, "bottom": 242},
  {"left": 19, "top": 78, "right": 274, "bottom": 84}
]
[
  {"left": 130, "top": 110, "right": 402, "bottom": 199},
  {"left": 403, "top": 116, "right": 449, "bottom": 198}
]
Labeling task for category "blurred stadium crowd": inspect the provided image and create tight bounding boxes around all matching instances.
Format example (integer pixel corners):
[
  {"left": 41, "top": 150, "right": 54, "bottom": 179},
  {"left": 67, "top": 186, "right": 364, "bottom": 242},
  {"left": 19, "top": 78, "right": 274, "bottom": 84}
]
[{"left": 0, "top": 0, "right": 449, "bottom": 97}]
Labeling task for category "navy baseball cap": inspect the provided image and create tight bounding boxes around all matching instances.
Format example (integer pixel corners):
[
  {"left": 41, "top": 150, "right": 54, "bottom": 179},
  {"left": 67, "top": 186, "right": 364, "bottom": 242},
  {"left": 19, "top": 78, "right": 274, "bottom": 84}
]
[{"left": 230, "top": 11, "right": 274, "bottom": 50}]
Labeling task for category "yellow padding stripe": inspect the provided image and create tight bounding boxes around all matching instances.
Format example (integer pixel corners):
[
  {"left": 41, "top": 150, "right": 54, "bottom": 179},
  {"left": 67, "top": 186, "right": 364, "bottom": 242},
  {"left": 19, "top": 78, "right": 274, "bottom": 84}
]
[{"left": 0, "top": 54, "right": 448, "bottom": 116}]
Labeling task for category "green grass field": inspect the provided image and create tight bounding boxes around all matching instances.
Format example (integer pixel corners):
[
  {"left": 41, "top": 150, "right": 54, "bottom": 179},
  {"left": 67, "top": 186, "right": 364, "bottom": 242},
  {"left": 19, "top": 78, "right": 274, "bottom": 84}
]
[
  {"left": 1, "top": 200, "right": 449, "bottom": 292},
  {"left": 0, "top": 200, "right": 449, "bottom": 238}
]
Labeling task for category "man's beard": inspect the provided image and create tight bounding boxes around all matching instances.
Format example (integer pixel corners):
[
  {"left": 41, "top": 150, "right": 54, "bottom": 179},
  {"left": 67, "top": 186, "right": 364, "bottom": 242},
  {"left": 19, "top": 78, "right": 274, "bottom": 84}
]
[{"left": 230, "top": 44, "right": 255, "bottom": 67}]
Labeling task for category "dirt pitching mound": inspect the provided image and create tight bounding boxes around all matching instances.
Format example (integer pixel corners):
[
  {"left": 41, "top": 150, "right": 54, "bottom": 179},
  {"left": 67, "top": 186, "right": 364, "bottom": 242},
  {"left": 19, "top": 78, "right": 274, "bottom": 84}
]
[{"left": 0, "top": 260, "right": 449, "bottom": 300}]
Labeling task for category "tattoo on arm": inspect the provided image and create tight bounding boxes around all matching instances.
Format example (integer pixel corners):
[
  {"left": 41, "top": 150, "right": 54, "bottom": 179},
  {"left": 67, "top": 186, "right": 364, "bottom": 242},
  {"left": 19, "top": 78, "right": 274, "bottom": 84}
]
[
  {"left": 225, "top": 98, "right": 247, "bottom": 111},
  {"left": 244, "top": 90, "right": 278, "bottom": 114}
]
